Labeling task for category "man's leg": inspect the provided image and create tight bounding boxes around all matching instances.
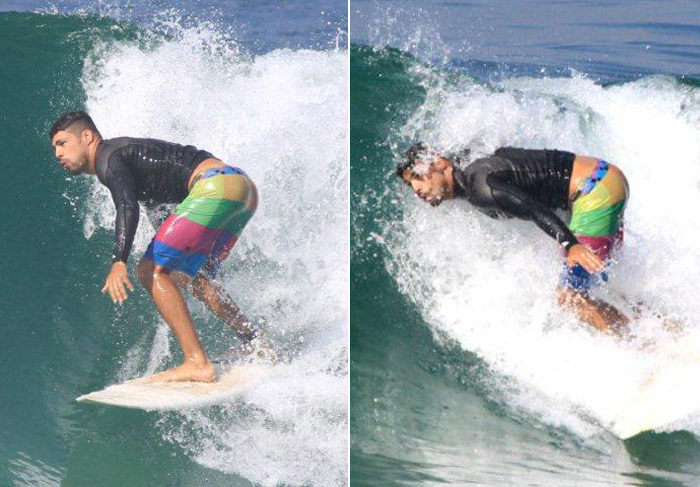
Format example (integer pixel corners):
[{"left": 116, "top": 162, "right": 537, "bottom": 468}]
[
  {"left": 191, "top": 275, "right": 257, "bottom": 341},
  {"left": 136, "top": 259, "right": 215, "bottom": 382},
  {"left": 558, "top": 288, "right": 629, "bottom": 336},
  {"left": 191, "top": 275, "right": 277, "bottom": 361},
  {"left": 564, "top": 162, "right": 630, "bottom": 336}
]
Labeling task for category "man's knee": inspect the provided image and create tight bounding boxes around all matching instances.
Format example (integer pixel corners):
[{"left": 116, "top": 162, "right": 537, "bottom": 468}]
[
  {"left": 136, "top": 259, "right": 155, "bottom": 287},
  {"left": 153, "top": 267, "right": 192, "bottom": 291},
  {"left": 136, "top": 260, "right": 189, "bottom": 289},
  {"left": 136, "top": 260, "right": 170, "bottom": 289}
]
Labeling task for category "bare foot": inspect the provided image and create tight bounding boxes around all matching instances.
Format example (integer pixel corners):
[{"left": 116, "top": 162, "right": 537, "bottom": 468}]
[{"left": 148, "top": 360, "right": 215, "bottom": 383}]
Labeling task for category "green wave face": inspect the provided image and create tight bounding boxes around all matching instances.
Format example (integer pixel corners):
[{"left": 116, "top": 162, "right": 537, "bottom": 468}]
[{"left": 0, "top": 12, "right": 155, "bottom": 486}]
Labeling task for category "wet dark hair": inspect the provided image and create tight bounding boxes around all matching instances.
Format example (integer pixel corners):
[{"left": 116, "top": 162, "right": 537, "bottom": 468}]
[
  {"left": 49, "top": 111, "right": 101, "bottom": 140},
  {"left": 395, "top": 142, "right": 431, "bottom": 177}
]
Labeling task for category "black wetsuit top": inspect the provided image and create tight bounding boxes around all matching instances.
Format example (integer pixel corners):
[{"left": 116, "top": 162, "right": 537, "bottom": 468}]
[
  {"left": 453, "top": 147, "right": 578, "bottom": 250},
  {"left": 94, "top": 137, "right": 214, "bottom": 263}
]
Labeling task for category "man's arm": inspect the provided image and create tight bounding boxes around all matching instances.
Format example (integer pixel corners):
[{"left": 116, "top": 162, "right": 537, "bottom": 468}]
[
  {"left": 486, "top": 174, "right": 578, "bottom": 249},
  {"left": 101, "top": 156, "right": 138, "bottom": 303},
  {"left": 486, "top": 175, "right": 604, "bottom": 273}
]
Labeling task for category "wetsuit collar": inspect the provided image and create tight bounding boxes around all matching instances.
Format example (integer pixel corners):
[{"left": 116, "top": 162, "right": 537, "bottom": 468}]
[
  {"left": 451, "top": 165, "right": 467, "bottom": 197},
  {"left": 89, "top": 138, "right": 104, "bottom": 175}
]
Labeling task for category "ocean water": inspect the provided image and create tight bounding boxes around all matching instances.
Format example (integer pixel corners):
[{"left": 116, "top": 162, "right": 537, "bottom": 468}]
[
  {"left": 0, "top": 2, "right": 348, "bottom": 486},
  {"left": 351, "top": 1, "right": 700, "bottom": 486}
]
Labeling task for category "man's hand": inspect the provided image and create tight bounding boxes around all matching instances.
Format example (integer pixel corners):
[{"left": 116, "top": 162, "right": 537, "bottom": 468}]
[
  {"left": 101, "top": 261, "right": 134, "bottom": 305},
  {"left": 566, "top": 243, "right": 605, "bottom": 274}
]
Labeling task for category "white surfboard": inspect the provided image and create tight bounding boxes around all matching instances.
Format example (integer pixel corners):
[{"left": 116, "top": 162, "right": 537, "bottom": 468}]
[
  {"left": 611, "top": 335, "right": 700, "bottom": 439},
  {"left": 76, "top": 363, "right": 275, "bottom": 410}
]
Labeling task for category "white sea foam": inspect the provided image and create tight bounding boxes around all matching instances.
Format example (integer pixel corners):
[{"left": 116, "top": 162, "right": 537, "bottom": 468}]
[
  {"left": 80, "top": 23, "right": 348, "bottom": 486},
  {"left": 388, "top": 70, "right": 700, "bottom": 440}
]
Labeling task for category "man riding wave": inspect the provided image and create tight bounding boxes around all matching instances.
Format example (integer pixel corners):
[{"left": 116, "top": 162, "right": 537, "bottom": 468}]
[{"left": 51, "top": 111, "right": 274, "bottom": 382}]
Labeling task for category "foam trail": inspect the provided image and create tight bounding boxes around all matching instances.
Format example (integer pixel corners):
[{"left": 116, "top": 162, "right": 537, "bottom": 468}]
[
  {"left": 388, "top": 71, "right": 700, "bottom": 440},
  {"left": 79, "top": 22, "right": 348, "bottom": 486}
]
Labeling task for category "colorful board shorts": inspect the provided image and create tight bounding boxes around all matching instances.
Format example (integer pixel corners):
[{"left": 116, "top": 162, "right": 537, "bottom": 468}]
[
  {"left": 144, "top": 166, "right": 258, "bottom": 279},
  {"left": 561, "top": 159, "right": 629, "bottom": 291}
]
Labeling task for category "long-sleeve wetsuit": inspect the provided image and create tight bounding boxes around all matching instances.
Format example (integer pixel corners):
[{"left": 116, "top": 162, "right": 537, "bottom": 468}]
[
  {"left": 453, "top": 147, "right": 579, "bottom": 250},
  {"left": 94, "top": 137, "right": 214, "bottom": 263}
]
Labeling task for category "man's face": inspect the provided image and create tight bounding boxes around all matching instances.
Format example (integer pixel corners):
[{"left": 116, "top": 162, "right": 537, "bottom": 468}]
[
  {"left": 51, "top": 129, "right": 91, "bottom": 175},
  {"left": 401, "top": 157, "right": 453, "bottom": 207}
]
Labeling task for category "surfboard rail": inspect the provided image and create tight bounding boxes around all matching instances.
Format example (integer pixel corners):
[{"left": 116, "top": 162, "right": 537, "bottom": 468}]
[{"left": 77, "top": 363, "right": 276, "bottom": 410}]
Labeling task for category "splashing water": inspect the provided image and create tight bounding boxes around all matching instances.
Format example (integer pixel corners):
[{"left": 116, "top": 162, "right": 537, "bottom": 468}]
[
  {"left": 387, "top": 69, "right": 700, "bottom": 440},
  {"left": 79, "top": 21, "right": 348, "bottom": 487}
]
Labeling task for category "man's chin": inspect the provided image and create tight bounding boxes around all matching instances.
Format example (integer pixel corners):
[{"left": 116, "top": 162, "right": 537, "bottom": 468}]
[{"left": 67, "top": 163, "right": 89, "bottom": 175}]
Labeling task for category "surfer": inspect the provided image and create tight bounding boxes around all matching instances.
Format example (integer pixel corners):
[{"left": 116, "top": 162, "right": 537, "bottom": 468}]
[
  {"left": 50, "top": 111, "right": 274, "bottom": 382},
  {"left": 397, "top": 144, "right": 630, "bottom": 335}
]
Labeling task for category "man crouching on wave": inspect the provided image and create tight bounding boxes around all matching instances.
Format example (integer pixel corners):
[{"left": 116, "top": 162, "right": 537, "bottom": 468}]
[
  {"left": 50, "top": 111, "right": 275, "bottom": 382},
  {"left": 396, "top": 143, "right": 630, "bottom": 335}
]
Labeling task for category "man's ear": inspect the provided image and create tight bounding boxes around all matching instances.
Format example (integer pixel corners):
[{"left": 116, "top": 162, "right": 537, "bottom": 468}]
[{"left": 82, "top": 129, "right": 95, "bottom": 144}]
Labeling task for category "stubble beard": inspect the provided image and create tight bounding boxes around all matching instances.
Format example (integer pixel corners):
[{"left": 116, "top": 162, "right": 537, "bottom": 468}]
[{"left": 73, "top": 152, "right": 90, "bottom": 175}]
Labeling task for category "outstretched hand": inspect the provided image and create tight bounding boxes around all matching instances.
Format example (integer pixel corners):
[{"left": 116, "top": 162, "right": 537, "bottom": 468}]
[
  {"left": 101, "top": 261, "right": 134, "bottom": 305},
  {"left": 566, "top": 243, "right": 605, "bottom": 274}
]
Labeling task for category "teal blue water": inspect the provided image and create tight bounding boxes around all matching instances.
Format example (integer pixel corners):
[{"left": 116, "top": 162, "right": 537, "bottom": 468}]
[
  {"left": 1, "top": 0, "right": 347, "bottom": 54},
  {"left": 0, "top": 14, "right": 222, "bottom": 485},
  {"left": 351, "top": 1, "right": 700, "bottom": 483},
  {"left": 1, "top": 7, "right": 348, "bottom": 487}
]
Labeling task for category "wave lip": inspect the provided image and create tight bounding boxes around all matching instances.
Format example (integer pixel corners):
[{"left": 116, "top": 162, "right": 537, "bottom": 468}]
[{"left": 352, "top": 2, "right": 700, "bottom": 79}]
